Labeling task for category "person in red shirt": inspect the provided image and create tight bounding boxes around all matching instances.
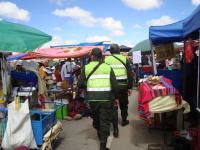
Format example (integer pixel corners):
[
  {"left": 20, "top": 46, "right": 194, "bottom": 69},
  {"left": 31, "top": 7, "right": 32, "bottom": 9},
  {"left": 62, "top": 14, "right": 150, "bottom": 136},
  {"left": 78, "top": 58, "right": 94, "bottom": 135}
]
[{"left": 54, "top": 64, "right": 62, "bottom": 83}]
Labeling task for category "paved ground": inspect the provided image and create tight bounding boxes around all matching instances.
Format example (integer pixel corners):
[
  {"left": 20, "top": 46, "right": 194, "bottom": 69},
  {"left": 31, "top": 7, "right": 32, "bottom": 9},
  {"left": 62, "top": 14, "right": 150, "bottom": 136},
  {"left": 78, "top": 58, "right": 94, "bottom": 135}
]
[{"left": 55, "top": 90, "right": 163, "bottom": 150}]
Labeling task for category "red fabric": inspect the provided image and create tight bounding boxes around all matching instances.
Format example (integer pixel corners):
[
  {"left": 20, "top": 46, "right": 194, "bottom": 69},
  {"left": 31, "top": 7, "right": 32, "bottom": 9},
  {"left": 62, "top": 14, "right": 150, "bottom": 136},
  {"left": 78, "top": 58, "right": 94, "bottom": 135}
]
[
  {"left": 14, "top": 146, "right": 29, "bottom": 150},
  {"left": 184, "top": 41, "right": 193, "bottom": 63},
  {"left": 189, "top": 128, "right": 200, "bottom": 150},
  {"left": 54, "top": 68, "right": 62, "bottom": 82},
  {"left": 69, "top": 100, "right": 87, "bottom": 117}
]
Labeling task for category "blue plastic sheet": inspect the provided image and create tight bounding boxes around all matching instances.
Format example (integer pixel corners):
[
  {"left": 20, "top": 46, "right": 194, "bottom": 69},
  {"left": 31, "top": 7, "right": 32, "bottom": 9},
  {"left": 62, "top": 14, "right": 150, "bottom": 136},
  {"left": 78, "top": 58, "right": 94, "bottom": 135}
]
[{"left": 149, "top": 5, "right": 200, "bottom": 44}]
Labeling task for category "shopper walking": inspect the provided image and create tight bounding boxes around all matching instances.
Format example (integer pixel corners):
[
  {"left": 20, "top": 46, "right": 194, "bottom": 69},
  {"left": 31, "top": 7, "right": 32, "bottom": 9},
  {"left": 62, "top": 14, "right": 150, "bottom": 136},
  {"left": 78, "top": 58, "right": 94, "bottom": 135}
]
[
  {"left": 105, "top": 44, "right": 133, "bottom": 126},
  {"left": 78, "top": 48, "right": 118, "bottom": 150}
]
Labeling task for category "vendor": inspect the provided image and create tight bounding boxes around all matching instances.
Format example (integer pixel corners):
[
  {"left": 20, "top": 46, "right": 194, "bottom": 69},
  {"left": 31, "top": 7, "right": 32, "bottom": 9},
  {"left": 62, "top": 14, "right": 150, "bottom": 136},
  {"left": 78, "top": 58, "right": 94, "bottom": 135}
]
[
  {"left": 54, "top": 63, "right": 62, "bottom": 83},
  {"left": 15, "top": 61, "right": 25, "bottom": 72},
  {"left": 38, "top": 62, "right": 46, "bottom": 80},
  {"left": 61, "top": 58, "right": 75, "bottom": 86}
]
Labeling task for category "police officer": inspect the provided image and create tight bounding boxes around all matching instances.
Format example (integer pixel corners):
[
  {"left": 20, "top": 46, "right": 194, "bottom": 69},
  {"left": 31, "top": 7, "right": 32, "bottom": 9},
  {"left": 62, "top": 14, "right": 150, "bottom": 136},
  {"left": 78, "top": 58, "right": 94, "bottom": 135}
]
[
  {"left": 78, "top": 48, "right": 118, "bottom": 150},
  {"left": 105, "top": 44, "right": 133, "bottom": 126}
]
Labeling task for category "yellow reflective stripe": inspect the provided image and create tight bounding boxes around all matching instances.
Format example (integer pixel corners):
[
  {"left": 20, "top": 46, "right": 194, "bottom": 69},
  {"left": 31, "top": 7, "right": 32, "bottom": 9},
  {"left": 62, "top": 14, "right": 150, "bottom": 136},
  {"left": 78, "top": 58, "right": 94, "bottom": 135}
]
[
  {"left": 116, "top": 76, "right": 127, "bottom": 80},
  {"left": 89, "top": 74, "right": 110, "bottom": 79},
  {"left": 87, "top": 87, "right": 111, "bottom": 91},
  {"left": 110, "top": 64, "right": 125, "bottom": 68}
]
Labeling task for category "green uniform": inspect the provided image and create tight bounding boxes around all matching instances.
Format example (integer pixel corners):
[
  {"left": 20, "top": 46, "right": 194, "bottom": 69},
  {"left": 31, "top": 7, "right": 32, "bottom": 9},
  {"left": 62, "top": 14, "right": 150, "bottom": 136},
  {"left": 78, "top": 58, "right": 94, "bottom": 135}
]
[
  {"left": 78, "top": 61, "right": 118, "bottom": 143},
  {"left": 105, "top": 54, "right": 133, "bottom": 122}
]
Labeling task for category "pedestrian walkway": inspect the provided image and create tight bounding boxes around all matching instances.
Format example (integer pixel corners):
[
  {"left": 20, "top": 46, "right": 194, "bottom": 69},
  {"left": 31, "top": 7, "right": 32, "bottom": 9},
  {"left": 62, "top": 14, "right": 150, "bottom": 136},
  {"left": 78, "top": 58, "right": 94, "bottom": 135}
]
[{"left": 55, "top": 90, "right": 163, "bottom": 150}]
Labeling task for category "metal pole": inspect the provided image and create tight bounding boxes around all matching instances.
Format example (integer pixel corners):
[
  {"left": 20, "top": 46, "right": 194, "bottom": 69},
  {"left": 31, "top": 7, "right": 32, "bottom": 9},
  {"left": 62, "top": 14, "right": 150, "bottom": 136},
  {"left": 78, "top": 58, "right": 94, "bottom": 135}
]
[
  {"left": 196, "top": 30, "right": 200, "bottom": 112},
  {"left": 150, "top": 40, "right": 157, "bottom": 75}
]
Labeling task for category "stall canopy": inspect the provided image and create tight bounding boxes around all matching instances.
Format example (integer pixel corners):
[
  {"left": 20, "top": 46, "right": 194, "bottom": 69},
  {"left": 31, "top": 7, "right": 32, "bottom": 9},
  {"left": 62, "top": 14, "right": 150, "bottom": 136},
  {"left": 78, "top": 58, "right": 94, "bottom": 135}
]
[
  {"left": 51, "top": 41, "right": 110, "bottom": 51},
  {"left": 129, "top": 39, "right": 182, "bottom": 54},
  {"left": 183, "top": 5, "right": 200, "bottom": 37},
  {"left": 7, "top": 46, "right": 104, "bottom": 60},
  {"left": 149, "top": 5, "right": 200, "bottom": 44},
  {"left": 0, "top": 20, "right": 52, "bottom": 52}
]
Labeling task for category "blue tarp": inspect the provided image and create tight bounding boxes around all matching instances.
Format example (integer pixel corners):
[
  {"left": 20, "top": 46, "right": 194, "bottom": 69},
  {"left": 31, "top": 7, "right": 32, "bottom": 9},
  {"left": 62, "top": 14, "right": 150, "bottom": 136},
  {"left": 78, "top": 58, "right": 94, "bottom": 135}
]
[
  {"left": 7, "top": 53, "right": 28, "bottom": 61},
  {"left": 149, "top": 5, "right": 200, "bottom": 44},
  {"left": 183, "top": 5, "right": 200, "bottom": 37}
]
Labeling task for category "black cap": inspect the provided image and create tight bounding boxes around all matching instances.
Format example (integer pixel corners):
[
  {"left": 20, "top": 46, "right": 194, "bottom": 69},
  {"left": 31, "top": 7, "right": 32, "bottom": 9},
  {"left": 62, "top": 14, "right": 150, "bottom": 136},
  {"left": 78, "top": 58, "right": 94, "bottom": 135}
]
[
  {"left": 91, "top": 48, "right": 102, "bottom": 59},
  {"left": 110, "top": 44, "right": 120, "bottom": 54}
]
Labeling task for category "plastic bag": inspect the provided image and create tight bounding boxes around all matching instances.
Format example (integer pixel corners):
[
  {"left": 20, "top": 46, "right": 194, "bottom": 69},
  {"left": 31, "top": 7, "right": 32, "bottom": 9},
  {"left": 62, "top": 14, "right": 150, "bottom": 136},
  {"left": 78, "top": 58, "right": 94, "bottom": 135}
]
[{"left": 2, "top": 100, "right": 37, "bottom": 149}]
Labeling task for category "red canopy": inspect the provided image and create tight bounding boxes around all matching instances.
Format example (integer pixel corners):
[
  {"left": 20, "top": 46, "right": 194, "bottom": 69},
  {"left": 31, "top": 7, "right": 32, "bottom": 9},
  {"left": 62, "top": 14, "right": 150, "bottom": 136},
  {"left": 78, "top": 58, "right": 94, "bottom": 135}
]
[
  {"left": 35, "top": 46, "right": 103, "bottom": 58},
  {"left": 8, "top": 46, "right": 104, "bottom": 60}
]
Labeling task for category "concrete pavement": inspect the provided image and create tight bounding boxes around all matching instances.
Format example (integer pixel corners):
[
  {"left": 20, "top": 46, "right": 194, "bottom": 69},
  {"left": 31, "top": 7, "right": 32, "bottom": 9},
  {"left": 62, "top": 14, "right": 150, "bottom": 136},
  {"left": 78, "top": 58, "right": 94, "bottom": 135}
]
[{"left": 55, "top": 90, "right": 163, "bottom": 150}]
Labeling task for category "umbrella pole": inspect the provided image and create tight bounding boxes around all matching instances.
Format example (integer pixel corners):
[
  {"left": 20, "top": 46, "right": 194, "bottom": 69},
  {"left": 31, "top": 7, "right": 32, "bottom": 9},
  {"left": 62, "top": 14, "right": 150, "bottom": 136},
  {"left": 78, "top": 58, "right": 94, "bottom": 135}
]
[
  {"left": 150, "top": 40, "right": 157, "bottom": 75},
  {"left": 196, "top": 30, "right": 200, "bottom": 113}
]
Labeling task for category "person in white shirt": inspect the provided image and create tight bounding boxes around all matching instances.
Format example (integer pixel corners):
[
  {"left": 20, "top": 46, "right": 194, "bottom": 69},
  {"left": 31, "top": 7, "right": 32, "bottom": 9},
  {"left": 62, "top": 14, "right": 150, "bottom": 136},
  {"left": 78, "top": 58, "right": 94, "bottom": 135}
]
[{"left": 61, "top": 58, "right": 75, "bottom": 85}]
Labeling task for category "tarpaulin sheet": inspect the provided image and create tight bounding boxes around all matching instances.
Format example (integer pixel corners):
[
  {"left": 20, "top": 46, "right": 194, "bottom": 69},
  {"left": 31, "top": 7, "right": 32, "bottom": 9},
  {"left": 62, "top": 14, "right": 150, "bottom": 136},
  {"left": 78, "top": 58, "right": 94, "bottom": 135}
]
[
  {"left": 35, "top": 46, "right": 103, "bottom": 58},
  {"left": 7, "top": 46, "right": 104, "bottom": 60},
  {"left": 149, "top": 5, "right": 200, "bottom": 44}
]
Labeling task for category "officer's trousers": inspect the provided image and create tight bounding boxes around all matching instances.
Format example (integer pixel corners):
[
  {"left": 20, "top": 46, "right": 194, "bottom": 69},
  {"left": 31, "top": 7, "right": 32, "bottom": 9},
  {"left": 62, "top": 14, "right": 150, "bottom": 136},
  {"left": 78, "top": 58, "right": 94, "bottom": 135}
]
[
  {"left": 116, "top": 90, "right": 128, "bottom": 121},
  {"left": 90, "top": 101, "right": 112, "bottom": 143}
]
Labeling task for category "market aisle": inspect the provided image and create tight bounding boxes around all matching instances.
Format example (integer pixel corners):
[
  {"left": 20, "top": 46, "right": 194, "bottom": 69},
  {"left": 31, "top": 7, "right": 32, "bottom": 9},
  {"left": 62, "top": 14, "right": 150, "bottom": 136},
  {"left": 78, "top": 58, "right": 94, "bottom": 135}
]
[{"left": 55, "top": 90, "right": 163, "bottom": 150}]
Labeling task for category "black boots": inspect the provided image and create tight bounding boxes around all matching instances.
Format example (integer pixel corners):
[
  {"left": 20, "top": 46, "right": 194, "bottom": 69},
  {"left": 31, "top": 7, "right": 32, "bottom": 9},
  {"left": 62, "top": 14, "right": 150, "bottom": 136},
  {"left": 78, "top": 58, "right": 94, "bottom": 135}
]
[
  {"left": 100, "top": 143, "right": 110, "bottom": 150},
  {"left": 121, "top": 120, "right": 129, "bottom": 126},
  {"left": 113, "top": 129, "right": 119, "bottom": 138}
]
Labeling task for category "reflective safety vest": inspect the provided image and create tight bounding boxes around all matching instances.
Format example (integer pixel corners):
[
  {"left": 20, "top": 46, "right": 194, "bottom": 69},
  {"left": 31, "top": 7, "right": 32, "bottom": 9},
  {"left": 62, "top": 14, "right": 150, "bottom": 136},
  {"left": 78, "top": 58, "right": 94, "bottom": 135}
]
[
  {"left": 105, "top": 54, "right": 127, "bottom": 80},
  {"left": 85, "top": 62, "right": 112, "bottom": 92}
]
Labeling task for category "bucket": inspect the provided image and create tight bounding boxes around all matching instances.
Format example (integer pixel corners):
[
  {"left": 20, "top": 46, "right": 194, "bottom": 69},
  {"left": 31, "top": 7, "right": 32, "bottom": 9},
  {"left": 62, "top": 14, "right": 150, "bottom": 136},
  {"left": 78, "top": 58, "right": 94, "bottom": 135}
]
[{"left": 56, "top": 104, "right": 69, "bottom": 119}]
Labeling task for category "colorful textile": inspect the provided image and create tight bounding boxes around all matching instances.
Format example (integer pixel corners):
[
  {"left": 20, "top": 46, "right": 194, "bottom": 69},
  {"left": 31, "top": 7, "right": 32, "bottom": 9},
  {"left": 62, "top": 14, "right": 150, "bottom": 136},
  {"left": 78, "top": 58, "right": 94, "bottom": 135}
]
[{"left": 138, "top": 76, "right": 183, "bottom": 120}]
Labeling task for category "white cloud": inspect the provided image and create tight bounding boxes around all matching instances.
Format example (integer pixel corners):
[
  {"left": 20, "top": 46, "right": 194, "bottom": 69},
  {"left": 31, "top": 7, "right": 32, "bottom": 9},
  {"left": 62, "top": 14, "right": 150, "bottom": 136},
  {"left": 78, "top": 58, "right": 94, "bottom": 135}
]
[
  {"left": 101, "top": 17, "right": 123, "bottom": 31},
  {"left": 41, "top": 35, "right": 77, "bottom": 48},
  {"left": 147, "top": 16, "right": 176, "bottom": 26},
  {"left": 0, "top": 1, "right": 30, "bottom": 21},
  {"left": 85, "top": 35, "right": 110, "bottom": 43},
  {"left": 53, "top": 6, "right": 124, "bottom": 36},
  {"left": 132, "top": 24, "right": 142, "bottom": 29},
  {"left": 49, "top": 0, "right": 66, "bottom": 5},
  {"left": 54, "top": 27, "right": 62, "bottom": 31},
  {"left": 192, "top": 0, "right": 200, "bottom": 5},
  {"left": 122, "top": 0, "right": 163, "bottom": 10},
  {"left": 110, "top": 30, "right": 124, "bottom": 36},
  {"left": 53, "top": 6, "right": 97, "bottom": 27}
]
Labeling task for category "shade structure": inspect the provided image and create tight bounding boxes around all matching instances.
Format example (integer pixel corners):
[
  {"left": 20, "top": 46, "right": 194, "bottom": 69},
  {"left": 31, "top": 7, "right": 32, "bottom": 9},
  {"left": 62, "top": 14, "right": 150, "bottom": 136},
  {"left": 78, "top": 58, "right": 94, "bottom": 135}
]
[
  {"left": 7, "top": 46, "right": 104, "bottom": 60},
  {"left": 0, "top": 20, "right": 52, "bottom": 52},
  {"left": 149, "top": 5, "right": 200, "bottom": 44},
  {"left": 51, "top": 41, "right": 110, "bottom": 52},
  {"left": 183, "top": 5, "right": 200, "bottom": 37},
  {"left": 149, "top": 21, "right": 184, "bottom": 45},
  {"left": 35, "top": 46, "right": 104, "bottom": 58},
  {"left": 129, "top": 39, "right": 182, "bottom": 54}
]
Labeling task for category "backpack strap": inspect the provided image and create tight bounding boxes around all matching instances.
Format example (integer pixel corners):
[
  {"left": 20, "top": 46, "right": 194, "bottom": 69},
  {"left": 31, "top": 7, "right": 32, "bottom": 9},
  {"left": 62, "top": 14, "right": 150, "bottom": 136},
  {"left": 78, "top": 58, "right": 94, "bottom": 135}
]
[
  {"left": 86, "top": 62, "right": 102, "bottom": 82},
  {"left": 112, "top": 55, "right": 127, "bottom": 69}
]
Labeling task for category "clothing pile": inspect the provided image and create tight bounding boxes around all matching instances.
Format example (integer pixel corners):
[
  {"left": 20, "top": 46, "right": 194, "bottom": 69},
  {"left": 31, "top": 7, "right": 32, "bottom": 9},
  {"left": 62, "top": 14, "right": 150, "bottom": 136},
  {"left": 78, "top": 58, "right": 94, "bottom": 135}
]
[{"left": 138, "top": 76, "right": 182, "bottom": 121}]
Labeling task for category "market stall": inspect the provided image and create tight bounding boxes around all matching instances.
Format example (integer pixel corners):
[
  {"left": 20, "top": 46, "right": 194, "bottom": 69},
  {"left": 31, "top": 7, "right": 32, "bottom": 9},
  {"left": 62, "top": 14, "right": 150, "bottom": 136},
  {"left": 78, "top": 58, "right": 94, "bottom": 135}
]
[
  {"left": 148, "top": 5, "right": 200, "bottom": 150},
  {"left": 0, "top": 20, "right": 65, "bottom": 149}
]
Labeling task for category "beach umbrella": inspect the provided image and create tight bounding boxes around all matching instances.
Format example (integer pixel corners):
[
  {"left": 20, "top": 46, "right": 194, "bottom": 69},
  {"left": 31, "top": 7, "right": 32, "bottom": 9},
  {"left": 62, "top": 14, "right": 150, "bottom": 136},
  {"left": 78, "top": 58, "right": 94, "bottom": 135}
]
[{"left": 0, "top": 20, "right": 52, "bottom": 52}]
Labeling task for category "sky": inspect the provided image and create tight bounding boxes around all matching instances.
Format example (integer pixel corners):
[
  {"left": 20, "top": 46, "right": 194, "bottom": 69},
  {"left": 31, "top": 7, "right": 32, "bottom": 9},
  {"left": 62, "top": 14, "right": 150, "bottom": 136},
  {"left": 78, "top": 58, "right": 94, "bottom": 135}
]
[{"left": 0, "top": 0, "right": 199, "bottom": 48}]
